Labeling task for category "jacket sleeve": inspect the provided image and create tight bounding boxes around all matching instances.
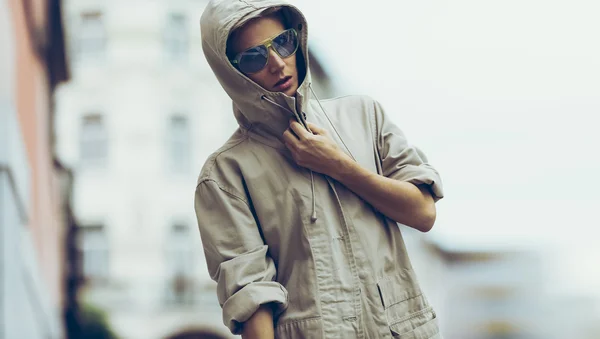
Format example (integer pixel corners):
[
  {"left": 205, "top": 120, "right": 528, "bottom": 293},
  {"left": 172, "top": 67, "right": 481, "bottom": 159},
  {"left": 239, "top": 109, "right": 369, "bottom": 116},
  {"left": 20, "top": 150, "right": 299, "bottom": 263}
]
[
  {"left": 372, "top": 100, "right": 444, "bottom": 201},
  {"left": 194, "top": 179, "right": 288, "bottom": 334}
]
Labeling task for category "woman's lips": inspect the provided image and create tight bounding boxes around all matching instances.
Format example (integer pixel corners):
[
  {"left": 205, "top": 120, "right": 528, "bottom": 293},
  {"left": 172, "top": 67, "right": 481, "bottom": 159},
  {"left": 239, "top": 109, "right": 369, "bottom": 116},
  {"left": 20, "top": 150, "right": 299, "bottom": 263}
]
[{"left": 274, "top": 76, "right": 293, "bottom": 91}]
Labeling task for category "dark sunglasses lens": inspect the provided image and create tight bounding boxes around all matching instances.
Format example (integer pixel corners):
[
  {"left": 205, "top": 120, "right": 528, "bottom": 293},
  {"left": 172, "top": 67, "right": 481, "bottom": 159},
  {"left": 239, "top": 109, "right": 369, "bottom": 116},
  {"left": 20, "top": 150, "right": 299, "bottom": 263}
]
[
  {"left": 238, "top": 45, "right": 269, "bottom": 73},
  {"left": 272, "top": 30, "right": 298, "bottom": 58}
]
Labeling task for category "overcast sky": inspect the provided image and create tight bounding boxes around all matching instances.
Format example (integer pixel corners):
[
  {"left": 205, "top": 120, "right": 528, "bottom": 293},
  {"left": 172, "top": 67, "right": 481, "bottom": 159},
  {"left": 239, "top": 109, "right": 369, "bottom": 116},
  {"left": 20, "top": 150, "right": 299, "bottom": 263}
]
[{"left": 291, "top": 0, "right": 600, "bottom": 295}]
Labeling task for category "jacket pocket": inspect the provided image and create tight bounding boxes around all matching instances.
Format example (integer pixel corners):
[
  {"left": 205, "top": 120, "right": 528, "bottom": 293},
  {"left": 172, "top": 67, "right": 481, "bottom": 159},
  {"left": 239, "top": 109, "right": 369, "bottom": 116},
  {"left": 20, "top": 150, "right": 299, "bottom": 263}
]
[
  {"left": 389, "top": 307, "right": 439, "bottom": 339},
  {"left": 377, "top": 275, "right": 441, "bottom": 339}
]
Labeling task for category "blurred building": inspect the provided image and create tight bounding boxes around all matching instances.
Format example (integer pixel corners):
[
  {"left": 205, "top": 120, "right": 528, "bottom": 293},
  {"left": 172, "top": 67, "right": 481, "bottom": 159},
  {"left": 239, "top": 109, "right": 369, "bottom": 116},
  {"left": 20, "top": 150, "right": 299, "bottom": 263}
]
[
  {"left": 405, "top": 233, "right": 543, "bottom": 339},
  {"left": 439, "top": 249, "right": 544, "bottom": 339},
  {"left": 54, "top": 1, "right": 336, "bottom": 338},
  {"left": 0, "top": 0, "right": 70, "bottom": 338},
  {"left": 405, "top": 232, "right": 600, "bottom": 339}
]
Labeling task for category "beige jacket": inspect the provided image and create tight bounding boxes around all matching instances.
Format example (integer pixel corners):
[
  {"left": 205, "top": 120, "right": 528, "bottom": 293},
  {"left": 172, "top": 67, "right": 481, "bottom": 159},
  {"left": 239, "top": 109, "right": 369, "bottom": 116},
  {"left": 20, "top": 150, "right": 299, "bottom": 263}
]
[{"left": 196, "top": 1, "right": 444, "bottom": 338}]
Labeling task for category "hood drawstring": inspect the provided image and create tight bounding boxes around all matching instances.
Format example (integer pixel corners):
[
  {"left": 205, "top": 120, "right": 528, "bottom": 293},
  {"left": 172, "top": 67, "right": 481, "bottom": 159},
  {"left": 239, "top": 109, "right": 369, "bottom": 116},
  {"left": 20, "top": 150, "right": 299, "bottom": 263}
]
[
  {"left": 260, "top": 95, "right": 301, "bottom": 121},
  {"left": 308, "top": 84, "right": 357, "bottom": 161},
  {"left": 260, "top": 95, "right": 319, "bottom": 223}
]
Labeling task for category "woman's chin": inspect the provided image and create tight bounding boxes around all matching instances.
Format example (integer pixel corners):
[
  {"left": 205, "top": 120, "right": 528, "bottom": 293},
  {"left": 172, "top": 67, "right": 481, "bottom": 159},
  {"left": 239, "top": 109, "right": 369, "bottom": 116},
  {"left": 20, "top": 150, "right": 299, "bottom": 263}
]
[{"left": 284, "top": 84, "right": 299, "bottom": 97}]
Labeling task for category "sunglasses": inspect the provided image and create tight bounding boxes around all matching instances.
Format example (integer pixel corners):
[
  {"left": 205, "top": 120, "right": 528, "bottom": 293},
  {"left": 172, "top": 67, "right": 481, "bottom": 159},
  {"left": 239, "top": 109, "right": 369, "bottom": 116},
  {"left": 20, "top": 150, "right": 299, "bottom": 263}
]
[{"left": 231, "top": 28, "right": 299, "bottom": 74}]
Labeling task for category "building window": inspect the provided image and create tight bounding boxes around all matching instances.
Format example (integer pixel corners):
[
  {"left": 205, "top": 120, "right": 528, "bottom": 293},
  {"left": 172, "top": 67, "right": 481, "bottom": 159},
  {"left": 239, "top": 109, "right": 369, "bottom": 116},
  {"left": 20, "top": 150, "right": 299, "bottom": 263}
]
[
  {"left": 164, "top": 223, "right": 195, "bottom": 305},
  {"left": 80, "top": 113, "right": 107, "bottom": 168},
  {"left": 77, "top": 11, "right": 106, "bottom": 59},
  {"left": 163, "top": 14, "right": 188, "bottom": 61},
  {"left": 78, "top": 224, "right": 109, "bottom": 282},
  {"left": 168, "top": 114, "right": 190, "bottom": 173}
]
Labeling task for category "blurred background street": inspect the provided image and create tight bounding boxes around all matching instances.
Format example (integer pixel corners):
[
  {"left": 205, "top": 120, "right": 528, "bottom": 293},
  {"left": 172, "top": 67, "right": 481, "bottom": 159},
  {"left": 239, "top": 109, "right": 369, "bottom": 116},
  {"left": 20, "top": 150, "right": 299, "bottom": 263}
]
[{"left": 1, "top": 0, "right": 599, "bottom": 338}]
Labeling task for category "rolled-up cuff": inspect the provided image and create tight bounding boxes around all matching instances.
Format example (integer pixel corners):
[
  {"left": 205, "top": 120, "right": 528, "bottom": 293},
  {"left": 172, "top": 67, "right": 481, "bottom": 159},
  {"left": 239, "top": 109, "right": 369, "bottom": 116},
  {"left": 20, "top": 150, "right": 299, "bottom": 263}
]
[
  {"left": 391, "top": 164, "right": 444, "bottom": 202},
  {"left": 222, "top": 281, "right": 289, "bottom": 334}
]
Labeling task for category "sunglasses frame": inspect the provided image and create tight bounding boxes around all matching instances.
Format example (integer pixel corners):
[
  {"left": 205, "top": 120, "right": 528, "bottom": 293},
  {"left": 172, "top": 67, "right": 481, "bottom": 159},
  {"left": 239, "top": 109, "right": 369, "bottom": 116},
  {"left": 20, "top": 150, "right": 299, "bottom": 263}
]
[{"left": 230, "top": 28, "right": 299, "bottom": 74}]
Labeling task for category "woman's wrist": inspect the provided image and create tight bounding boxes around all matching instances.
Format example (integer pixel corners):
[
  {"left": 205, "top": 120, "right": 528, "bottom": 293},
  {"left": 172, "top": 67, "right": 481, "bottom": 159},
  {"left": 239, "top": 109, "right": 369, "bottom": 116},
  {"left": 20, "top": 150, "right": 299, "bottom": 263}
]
[
  {"left": 330, "top": 155, "right": 366, "bottom": 184},
  {"left": 242, "top": 304, "right": 275, "bottom": 339}
]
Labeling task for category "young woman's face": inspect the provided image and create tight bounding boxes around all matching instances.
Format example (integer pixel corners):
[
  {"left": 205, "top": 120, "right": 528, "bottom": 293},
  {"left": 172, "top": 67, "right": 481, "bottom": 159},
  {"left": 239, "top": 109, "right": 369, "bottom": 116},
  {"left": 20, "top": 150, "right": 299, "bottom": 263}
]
[{"left": 230, "top": 16, "right": 299, "bottom": 97}]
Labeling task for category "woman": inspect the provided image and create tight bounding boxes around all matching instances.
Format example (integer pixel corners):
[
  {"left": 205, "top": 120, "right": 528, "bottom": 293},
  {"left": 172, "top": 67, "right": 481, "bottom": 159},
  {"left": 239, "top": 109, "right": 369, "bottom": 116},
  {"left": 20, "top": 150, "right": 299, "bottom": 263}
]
[{"left": 196, "top": 0, "right": 444, "bottom": 338}]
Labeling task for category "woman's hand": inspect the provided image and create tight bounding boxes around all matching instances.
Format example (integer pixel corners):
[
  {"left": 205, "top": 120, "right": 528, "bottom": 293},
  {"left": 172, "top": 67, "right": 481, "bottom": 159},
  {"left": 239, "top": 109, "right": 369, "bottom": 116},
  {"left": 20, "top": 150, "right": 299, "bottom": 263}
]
[{"left": 282, "top": 120, "right": 352, "bottom": 178}]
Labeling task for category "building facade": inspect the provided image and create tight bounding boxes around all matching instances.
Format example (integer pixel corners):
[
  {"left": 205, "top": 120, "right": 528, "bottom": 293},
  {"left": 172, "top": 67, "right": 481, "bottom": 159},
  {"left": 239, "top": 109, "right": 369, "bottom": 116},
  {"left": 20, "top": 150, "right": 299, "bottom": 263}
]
[
  {"left": 55, "top": 0, "right": 235, "bottom": 337},
  {"left": 0, "top": 0, "right": 69, "bottom": 338}
]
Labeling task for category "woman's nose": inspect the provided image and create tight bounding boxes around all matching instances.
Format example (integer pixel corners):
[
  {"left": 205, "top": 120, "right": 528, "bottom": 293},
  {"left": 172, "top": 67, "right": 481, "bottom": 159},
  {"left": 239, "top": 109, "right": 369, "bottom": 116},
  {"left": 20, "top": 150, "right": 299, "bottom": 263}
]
[{"left": 268, "top": 49, "right": 286, "bottom": 73}]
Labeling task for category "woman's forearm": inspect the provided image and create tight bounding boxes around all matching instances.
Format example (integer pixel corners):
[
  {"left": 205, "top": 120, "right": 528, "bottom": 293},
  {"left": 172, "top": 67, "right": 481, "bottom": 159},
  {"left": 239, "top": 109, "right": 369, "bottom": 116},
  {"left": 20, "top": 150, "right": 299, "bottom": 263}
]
[
  {"left": 281, "top": 120, "right": 436, "bottom": 232},
  {"left": 242, "top": 304, "right": 275, "bottom": 339},
  {"left": 332, "top": 158, "right": 436, "bottom": 232}
]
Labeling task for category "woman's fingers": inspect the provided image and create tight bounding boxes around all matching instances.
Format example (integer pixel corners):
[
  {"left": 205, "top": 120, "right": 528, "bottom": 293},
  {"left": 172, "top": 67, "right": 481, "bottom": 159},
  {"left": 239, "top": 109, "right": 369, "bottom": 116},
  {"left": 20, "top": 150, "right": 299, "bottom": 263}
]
[
  {"left": 289, "top": 120, "right": 311, "bottom": 140},
  {"left": 306, "top": 122, "right": 327, "bottom": 135}
]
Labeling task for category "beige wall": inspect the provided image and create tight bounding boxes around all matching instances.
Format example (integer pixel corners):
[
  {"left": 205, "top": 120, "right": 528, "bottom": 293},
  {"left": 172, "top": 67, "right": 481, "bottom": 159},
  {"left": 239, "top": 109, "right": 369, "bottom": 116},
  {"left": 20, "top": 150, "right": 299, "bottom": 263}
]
[{"left": 9, "top": 0, "right": 65, "bottom": 311}]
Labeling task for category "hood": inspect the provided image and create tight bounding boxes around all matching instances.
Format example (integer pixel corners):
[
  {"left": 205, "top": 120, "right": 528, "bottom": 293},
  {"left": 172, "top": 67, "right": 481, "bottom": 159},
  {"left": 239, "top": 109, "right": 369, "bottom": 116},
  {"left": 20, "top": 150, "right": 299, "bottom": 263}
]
[{"left": 200, "top": 0, "right": 313, "bottom": 139}]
